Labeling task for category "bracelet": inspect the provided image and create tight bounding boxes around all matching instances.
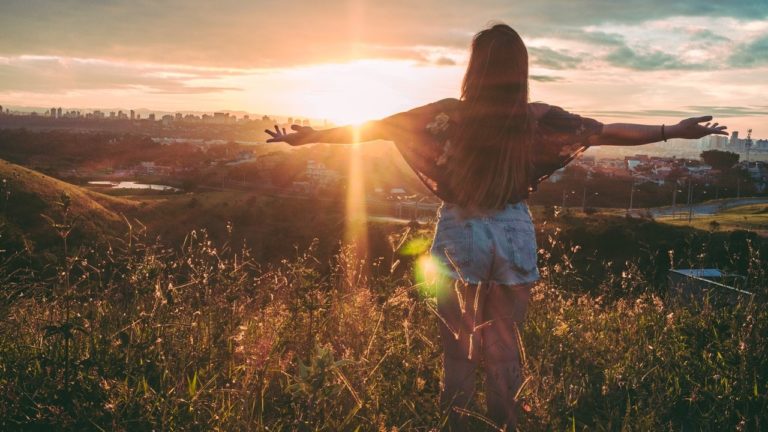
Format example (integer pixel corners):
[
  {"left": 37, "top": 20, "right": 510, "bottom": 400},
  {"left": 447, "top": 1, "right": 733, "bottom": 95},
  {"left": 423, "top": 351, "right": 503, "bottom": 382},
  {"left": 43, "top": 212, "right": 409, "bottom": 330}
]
[{"left": 661, "top": 124, "right": 667, "bottom": 142}]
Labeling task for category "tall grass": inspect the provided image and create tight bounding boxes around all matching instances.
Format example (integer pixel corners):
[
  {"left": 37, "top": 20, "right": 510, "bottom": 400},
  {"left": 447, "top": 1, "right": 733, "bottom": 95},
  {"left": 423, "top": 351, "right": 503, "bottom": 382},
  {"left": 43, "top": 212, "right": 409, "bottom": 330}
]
[{"left": 0, "top": 215, "right": 766, "bottom": 431}]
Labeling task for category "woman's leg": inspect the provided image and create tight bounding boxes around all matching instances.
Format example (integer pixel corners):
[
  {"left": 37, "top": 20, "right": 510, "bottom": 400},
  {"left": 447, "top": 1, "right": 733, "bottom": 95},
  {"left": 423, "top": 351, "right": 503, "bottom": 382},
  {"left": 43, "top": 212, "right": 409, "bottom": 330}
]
[
  {"left": 481, "top": 281, "right": 533, "bottom": 430},
  {"left": 436, "top": 277, "right": 484, "bottom": 431}
]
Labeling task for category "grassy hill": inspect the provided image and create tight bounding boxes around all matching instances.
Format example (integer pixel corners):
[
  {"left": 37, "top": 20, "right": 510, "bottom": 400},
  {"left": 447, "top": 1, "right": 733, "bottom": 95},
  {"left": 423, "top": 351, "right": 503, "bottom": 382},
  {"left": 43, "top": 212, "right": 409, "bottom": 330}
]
[
  {"left": 0, "top": 159, "right": 138, "bottom": 254},
  {"left": 0, "top": 207, "right": 765, "bottom": 430},
  {"left": 0, "top": 159, "right": 766, "bottom": 429},
  {"left": 658, "top": 203, "right": 768, "bottom": 236}
]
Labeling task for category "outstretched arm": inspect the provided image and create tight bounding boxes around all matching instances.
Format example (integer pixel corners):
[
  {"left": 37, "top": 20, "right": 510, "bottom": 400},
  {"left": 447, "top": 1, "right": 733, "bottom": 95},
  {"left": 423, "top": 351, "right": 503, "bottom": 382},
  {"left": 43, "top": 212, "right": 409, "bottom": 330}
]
[
  {"left": 264, "top": 99, "right": 454, "bottom": 146},
  {"left": 264, "top": 111, "right": 414, "bottom": 146},
  {"left": 588, "top": 116, "right": 728, "bottom": 146}
]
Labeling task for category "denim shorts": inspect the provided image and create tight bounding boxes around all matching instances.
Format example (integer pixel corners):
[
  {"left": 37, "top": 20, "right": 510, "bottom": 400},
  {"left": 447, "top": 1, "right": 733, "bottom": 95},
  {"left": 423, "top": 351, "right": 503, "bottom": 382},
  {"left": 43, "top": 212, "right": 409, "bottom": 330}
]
[{"left": 429, "top": 201, "right": 540, "bottom": 285}]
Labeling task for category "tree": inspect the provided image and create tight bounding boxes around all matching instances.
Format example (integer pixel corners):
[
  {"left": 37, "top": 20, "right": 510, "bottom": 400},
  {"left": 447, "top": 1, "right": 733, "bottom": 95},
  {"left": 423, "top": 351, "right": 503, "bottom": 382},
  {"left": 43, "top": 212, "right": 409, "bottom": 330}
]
[
  {"left": 700, "top": 150, "right": 739, "bottom": 172},
  {"left": 665, "top": 166, "right": 687, "bottom": 184}
]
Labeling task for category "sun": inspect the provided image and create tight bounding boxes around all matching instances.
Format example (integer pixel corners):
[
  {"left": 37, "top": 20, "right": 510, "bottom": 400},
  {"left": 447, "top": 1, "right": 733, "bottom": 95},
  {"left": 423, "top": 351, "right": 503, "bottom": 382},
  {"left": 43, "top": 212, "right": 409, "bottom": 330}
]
[{"left": 299, "top": 60, "right": 415, "bottom": 125}]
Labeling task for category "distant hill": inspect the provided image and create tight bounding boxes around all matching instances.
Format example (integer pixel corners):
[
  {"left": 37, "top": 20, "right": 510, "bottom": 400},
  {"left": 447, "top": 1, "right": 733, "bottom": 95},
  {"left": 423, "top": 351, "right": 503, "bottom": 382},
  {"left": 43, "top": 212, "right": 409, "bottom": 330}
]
[{"left": 0, "top": 159, "right": 138, "bottom": 254}]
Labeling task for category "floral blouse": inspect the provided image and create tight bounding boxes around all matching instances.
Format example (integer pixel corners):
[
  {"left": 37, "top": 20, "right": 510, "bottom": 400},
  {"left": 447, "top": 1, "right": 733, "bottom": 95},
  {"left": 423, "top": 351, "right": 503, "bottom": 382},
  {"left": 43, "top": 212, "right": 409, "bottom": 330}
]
[{"left": 380, "top": 98, "right": 603, "bottom": 203}]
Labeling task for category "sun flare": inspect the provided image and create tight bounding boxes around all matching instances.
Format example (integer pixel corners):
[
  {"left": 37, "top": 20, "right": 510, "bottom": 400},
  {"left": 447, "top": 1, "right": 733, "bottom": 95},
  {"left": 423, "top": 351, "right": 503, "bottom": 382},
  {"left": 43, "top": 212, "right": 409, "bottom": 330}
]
[
  {"left": 344, "top": 127, "right": 369, "bottom": 260},
  {"left": 280, "top": 60, "right": 426, "bottom": 125}
]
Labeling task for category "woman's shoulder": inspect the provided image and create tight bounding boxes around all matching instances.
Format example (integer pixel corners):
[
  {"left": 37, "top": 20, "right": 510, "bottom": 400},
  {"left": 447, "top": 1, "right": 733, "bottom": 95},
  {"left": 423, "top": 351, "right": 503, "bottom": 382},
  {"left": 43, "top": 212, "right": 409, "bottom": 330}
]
[
  {"left": 529, "top": 101, "right": 552, "bottom": 120},
  {"left": 421, "top": 98, "right": 462, "bottom": 119}
]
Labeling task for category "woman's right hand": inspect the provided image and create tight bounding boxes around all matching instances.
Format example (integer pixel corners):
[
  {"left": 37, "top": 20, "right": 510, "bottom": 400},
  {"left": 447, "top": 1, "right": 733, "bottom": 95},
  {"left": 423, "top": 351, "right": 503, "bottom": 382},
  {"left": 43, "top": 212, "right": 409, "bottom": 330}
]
[
  {"left": 671, "top": 116, "right": 728, "bottom": 140},
  {"left": 264, "top": 124, "right": 315, "bottom": 146}
]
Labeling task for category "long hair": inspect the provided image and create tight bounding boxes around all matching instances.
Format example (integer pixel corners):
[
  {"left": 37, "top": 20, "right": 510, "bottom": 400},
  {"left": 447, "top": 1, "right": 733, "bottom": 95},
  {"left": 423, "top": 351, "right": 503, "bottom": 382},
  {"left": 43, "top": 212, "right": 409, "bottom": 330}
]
[{"left": 446, "top": 23, "right": 533, "bottom": 209}]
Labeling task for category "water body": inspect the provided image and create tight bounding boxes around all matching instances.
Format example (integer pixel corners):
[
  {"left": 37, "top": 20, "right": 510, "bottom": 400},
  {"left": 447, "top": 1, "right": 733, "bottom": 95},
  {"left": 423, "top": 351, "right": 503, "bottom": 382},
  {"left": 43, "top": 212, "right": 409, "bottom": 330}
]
[{"left": 88, "top": 181, "right": 180, "bottom": 192}]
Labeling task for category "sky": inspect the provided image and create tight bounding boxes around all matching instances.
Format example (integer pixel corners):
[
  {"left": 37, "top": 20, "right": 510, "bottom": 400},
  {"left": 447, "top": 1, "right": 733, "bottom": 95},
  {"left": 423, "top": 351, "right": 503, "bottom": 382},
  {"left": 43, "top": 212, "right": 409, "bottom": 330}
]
[{"left": 1, "top": 0, "right": 767, "bottom": 136}]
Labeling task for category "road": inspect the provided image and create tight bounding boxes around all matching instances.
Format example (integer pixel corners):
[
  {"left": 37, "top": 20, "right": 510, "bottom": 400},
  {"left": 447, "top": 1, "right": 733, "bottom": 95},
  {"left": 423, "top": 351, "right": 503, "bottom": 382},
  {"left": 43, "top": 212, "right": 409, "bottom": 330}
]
[{"left": 641, "top": 197, "right": 768, "bottom": 218}]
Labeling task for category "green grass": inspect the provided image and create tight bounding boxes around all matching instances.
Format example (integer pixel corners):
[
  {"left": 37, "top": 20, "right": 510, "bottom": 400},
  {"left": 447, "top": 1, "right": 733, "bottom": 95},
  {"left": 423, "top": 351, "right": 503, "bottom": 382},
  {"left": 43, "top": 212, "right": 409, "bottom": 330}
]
[
  {"left": 1, "top": 162, "right": 767, "bottom": 430},
  {"left": 0, "top": 159, "right": 139, "bottom": 252},
  {"left": 0, "top": 214, "right": 766, "bottom": 431},
  {"left": 657, "top": 204, "right": 768, "bottom": 236}
]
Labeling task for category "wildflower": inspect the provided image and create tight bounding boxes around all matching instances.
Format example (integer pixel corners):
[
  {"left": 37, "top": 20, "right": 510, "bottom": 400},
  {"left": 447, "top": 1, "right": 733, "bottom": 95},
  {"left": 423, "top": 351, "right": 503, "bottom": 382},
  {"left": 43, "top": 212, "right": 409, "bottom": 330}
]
[
  {"left": 416, "top": 377, "right": 425, "bottom": 391},
  {"left": 666, "top": 312, "right": 674, "bottom": 326}
]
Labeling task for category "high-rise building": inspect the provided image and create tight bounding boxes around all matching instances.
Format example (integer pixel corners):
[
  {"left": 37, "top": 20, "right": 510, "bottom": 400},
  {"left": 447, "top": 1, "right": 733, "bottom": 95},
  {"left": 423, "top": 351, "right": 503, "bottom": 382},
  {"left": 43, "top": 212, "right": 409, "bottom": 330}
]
[
  {"left": 730, "top": 131, "right": 740, "bottom": 149},
  {"left": 148, "top": 113, "right": 156, "bottom": 121},
  {"left": 130, "top": 110, "right": 135, "bottom": 120},
  {"left": 213, "top": 112, "right": 230, "bottom": 124},
  {"left": 56, "top": 107, "right": 62, "bottom": 118},
  {"left": 51, "top": 107, "right": 57, "bottom": 118}
]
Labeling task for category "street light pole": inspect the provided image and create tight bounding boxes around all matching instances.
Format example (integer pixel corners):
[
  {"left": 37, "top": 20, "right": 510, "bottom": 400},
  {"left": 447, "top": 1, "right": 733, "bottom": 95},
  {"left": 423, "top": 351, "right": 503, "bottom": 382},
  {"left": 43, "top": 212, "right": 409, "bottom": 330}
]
[
  {"left": 687, "top": 177, "right": 694, "bottom": 223},
  {"left": 671, "top": 182, "right": 677, "bottom": 219}
]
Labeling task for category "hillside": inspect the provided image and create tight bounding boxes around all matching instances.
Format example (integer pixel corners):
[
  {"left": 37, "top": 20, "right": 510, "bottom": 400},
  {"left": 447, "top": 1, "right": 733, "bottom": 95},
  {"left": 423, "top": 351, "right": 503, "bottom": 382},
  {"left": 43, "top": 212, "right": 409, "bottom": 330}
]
[{"left": 0, "top": 159, "right": 138, "bottom": 254}]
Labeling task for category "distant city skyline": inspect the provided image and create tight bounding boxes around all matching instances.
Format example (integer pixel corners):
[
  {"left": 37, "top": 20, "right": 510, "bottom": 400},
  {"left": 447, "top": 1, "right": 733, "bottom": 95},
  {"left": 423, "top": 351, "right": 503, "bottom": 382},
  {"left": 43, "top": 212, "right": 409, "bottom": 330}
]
[{"left": 0, "top": 1, "right": 767, "bottom": 134}]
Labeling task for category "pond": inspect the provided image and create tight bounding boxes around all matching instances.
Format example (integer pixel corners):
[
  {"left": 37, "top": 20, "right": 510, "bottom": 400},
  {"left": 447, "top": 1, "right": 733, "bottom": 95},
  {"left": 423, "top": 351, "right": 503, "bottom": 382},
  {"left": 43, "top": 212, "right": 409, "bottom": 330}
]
[{"left": 88, "top": 181, "right": 180, "bottom": 192}]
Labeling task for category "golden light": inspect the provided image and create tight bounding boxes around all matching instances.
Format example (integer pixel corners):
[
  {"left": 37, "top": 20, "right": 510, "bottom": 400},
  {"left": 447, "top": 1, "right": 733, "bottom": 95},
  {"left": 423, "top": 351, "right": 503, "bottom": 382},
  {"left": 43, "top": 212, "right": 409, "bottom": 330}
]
[
  {"left": 294, "top": 60, "right": 417, "bottom": 125},
  {"left": 343, "top": 126, "right": 368, "bottom": 262}
]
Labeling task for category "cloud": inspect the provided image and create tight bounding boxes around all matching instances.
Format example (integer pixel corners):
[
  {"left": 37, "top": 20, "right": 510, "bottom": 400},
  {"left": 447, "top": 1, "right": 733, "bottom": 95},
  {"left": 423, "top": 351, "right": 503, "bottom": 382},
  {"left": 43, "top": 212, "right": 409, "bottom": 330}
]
[
  {"left": 515, "top": 0, "right": 768, "bottom": 29},
  {"left": 690, "top": 29, "right": 730, "bottom": 43},
  {"left": 586, "top": 106, "right": 768, "bottom": 118},
  {"left": 0, "top": 0, "right": 766, "bottom": 69},
  {"left": 0, "top": 56, "right": 243, "bottom": 94},
  {"left": 570, "top": 30, "right": 626, "bottom": 46},
  {"left": 604, "top": 45, "right": 707, "bottom": 71},
  {"left": 434, "top": 56, "right": 457, "bottom": 66},
  {"left": 531, "top": 74, "right": 564, "bottom": 82},
  {"left": 686, "top": 105, "right": 768, "bottom": 117},
  {"left": 529, "top": 46, "right": 584, "bottom": 70},
  {"left": 728, "top": 33, "right": 768, "bottom": 67}
]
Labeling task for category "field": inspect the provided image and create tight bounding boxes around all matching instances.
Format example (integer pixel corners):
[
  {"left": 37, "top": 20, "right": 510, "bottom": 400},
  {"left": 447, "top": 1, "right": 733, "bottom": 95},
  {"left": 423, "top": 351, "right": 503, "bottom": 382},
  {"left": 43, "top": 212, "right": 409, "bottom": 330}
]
[
  {"left": 1, "top": 161, "right": 767, "bottom": 430},
  {"left": 657, "top": 203, "right": 768, "bottom": 236}
]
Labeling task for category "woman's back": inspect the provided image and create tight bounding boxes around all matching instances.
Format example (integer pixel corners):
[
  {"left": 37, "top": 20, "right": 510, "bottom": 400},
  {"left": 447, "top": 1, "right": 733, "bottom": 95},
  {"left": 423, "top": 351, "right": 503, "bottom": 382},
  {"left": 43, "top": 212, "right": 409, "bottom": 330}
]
[{"left": 384, "top": 98, "right": 604, "bottom": 207}]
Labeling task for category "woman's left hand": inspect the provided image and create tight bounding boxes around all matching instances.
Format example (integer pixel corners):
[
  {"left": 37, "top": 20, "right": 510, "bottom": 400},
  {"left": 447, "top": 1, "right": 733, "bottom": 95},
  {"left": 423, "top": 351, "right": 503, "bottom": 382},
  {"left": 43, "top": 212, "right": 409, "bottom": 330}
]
[
  {"left": 264, "top": 124, "right": 315, "bottom": 145},
  {"left": 672, "top": 116, "right": 728, "bottom": 140}
]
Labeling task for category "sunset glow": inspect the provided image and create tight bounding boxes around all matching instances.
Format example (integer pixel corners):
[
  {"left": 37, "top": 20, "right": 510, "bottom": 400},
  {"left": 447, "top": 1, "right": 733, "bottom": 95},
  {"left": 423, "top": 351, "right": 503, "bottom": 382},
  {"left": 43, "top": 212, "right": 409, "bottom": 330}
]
[
  {"left": 0, "top": 2, "right": 766, "bottom": 134},
  {"left": 261, "top": 60, "right": 443, "bottom": 125}
]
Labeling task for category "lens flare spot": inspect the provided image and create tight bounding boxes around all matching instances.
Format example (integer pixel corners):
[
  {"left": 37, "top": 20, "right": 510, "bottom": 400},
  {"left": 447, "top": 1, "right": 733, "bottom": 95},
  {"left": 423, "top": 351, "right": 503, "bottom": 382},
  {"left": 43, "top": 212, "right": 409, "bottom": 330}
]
[{"left": 414, "top": 255, "right": 449, "bottom": 298}]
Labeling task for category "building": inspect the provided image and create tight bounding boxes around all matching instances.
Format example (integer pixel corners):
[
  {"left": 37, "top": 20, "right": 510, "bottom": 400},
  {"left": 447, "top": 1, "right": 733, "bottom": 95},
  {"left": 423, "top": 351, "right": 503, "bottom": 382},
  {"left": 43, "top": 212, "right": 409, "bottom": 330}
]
[
  {"left": 305, "top": 160, "right": 340, "bottom": 189},
  {"left": 699, "top": 134, "right": 728, "bottom": 150},
  {"left": 130, "top": 110, "right": 135, "bottom": 120},
  {"left": 213, "top": 112, "right": 232, "bottom": 124},
  {"left": 730, "top": 131, "right": 740, "bottom": 148}
]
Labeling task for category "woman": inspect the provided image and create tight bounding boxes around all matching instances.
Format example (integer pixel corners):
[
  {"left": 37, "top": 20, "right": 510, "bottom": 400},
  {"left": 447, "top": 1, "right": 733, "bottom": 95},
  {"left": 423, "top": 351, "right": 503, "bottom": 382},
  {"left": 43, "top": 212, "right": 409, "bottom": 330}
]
[{"left": 265, "top": 23, "right": 727, "bottom": 430}]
